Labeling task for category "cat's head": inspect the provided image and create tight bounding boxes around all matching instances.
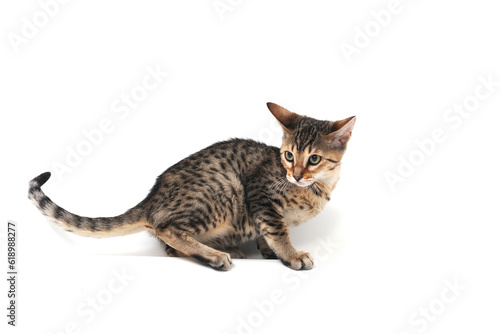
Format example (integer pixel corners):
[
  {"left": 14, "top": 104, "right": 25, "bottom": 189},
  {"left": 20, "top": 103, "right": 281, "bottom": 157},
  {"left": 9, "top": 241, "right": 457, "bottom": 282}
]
[{"left": 268, "top": 102, "right": 356, "bottom": 188}]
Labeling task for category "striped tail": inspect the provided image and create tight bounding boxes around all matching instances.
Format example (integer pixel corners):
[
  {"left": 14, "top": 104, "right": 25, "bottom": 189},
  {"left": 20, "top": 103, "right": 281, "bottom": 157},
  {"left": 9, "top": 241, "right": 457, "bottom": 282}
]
[{"left": 28, "top": 172, "right": 149, "bottom": 238}]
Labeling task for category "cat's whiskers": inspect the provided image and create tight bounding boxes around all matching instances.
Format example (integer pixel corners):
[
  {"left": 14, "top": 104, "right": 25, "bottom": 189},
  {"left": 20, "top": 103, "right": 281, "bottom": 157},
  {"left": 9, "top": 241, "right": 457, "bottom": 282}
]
[
  {"left": 269, "top": 177, "right": 283, "bottom": 193},
  {"left": 269, "top": 177, "right": 290, "bottom": 198},
  {"left": 269, "top": 177, "right": 283, "bottom": 197},
  {"left": 279, "top": 178, "right": 290, "bottom": 195},
  {"left": 309, "top": 179, "right": 332, "bottom": 199},
  {"left": 309, "top": 182, "right": 320, "bottom": 196},
  {"left": 309, "top": 180, "right": 322, "bottom": 196}
]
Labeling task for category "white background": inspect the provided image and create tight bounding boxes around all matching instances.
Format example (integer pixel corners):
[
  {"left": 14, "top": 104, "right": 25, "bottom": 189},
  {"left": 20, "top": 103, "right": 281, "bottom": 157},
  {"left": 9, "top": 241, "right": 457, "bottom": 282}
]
[{"left": 1, "top": 0, "right": 500, "bottom": 333}]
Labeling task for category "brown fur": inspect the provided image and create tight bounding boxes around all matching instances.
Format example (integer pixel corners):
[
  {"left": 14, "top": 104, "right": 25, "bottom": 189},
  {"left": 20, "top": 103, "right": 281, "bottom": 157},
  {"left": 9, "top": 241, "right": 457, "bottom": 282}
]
[{"left": 28, "top": 103, "right": 355, "bottom": 270}]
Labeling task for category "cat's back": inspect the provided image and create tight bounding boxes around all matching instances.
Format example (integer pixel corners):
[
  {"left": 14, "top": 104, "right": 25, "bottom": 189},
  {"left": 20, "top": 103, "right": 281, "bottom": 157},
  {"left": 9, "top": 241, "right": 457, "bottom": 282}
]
[{"left": 165, "top": 138, "right": 280, "bottom": 177}]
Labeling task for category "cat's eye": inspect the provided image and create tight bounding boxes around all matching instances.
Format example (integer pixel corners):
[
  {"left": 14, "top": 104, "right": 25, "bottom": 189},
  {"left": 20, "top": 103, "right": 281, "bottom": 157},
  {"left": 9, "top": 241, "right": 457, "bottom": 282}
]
[
  {"left": 308, "top": 155, "right": 321, "bottom": 165},
  {"left": 284, "top": 151, "right": 294, "bottom": 162}
]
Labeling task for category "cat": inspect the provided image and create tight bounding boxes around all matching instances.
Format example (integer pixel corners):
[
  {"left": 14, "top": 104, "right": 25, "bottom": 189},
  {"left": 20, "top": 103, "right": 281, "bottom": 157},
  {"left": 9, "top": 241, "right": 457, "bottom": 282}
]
[{"left": 28, "top": 102, "right": 355, "bottom": 270}]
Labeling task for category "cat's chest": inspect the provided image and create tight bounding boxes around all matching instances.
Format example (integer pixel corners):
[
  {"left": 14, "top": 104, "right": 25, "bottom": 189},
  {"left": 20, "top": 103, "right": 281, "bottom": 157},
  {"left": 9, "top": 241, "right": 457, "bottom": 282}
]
[
  {"left": 281, "top": 169, "right": 339, "bottom": 227},
  {"left": 282, "top": 194, "right": 329, "bottom": 227}
]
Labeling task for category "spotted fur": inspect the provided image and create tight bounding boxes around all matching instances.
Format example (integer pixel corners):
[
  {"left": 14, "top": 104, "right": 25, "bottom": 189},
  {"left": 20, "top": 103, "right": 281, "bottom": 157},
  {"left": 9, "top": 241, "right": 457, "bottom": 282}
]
[{"left": 28, "top": 103, "right": 355, "bottom": 270}]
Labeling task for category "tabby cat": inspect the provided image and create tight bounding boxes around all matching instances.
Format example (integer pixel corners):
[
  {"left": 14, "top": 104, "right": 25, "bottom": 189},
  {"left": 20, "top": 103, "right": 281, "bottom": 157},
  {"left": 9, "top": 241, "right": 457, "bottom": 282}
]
[{"left": 28, "top": 103, "right": 355, "bottom": 270}]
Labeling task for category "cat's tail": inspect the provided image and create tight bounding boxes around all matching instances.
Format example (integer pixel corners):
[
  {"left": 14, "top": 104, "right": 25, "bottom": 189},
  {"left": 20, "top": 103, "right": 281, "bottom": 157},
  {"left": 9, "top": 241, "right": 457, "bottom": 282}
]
[{"left": 28, "top": 172, "right": 150, "bottom": 238}]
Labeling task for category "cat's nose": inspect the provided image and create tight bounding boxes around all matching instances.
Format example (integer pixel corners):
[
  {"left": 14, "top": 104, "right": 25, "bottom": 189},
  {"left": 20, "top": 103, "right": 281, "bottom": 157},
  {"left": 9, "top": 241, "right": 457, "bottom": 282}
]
[{"left": 293, "top": 174, "right": 303, "bottom": 181}]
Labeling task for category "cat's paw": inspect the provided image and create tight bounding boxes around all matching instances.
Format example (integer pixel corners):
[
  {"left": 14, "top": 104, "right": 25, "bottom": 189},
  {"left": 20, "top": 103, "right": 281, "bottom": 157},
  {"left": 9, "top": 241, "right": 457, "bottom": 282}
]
[
  {"left": 282, "top": 251, "right": 314, "bottom": 270},
  {"left": 210, "top": 252, "right": 232, "bottom": 270},
  {"left": 196, "top": 251, "right": 232, "bottom": 271}
]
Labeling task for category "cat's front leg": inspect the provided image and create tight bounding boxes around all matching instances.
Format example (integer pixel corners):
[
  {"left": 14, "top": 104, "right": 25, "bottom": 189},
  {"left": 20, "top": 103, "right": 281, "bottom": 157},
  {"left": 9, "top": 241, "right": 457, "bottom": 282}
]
[{"left": 256, "top": 215, "right": 314, "bottom": 270}]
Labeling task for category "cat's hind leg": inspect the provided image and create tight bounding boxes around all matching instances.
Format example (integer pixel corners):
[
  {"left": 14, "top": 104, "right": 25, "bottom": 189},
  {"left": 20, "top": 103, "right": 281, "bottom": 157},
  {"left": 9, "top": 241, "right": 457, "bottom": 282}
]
[
  {"left": 155, "top": 227, "right": 232, "bottom": 270},
  {"left": 256, "top": 236, "right": 278, "bottom": 259},
  {"left": 151, "top": 233, "right": 188, "bottom": 257},
  {"left": 163, "top": 235, "right": 245, "bottom": 259},
  {"left": 164, "top": 243, "right": 188, "bottom": 257}
]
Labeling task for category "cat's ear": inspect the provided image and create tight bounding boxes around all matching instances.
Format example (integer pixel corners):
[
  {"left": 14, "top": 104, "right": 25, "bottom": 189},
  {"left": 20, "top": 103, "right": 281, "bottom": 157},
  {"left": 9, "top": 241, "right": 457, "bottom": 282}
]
[
  {"left": 325, "top": 116, "right": 356, "bottom": 149},
  {"left": 267, "top": 102, "right": 301, "bottom": 132}
]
